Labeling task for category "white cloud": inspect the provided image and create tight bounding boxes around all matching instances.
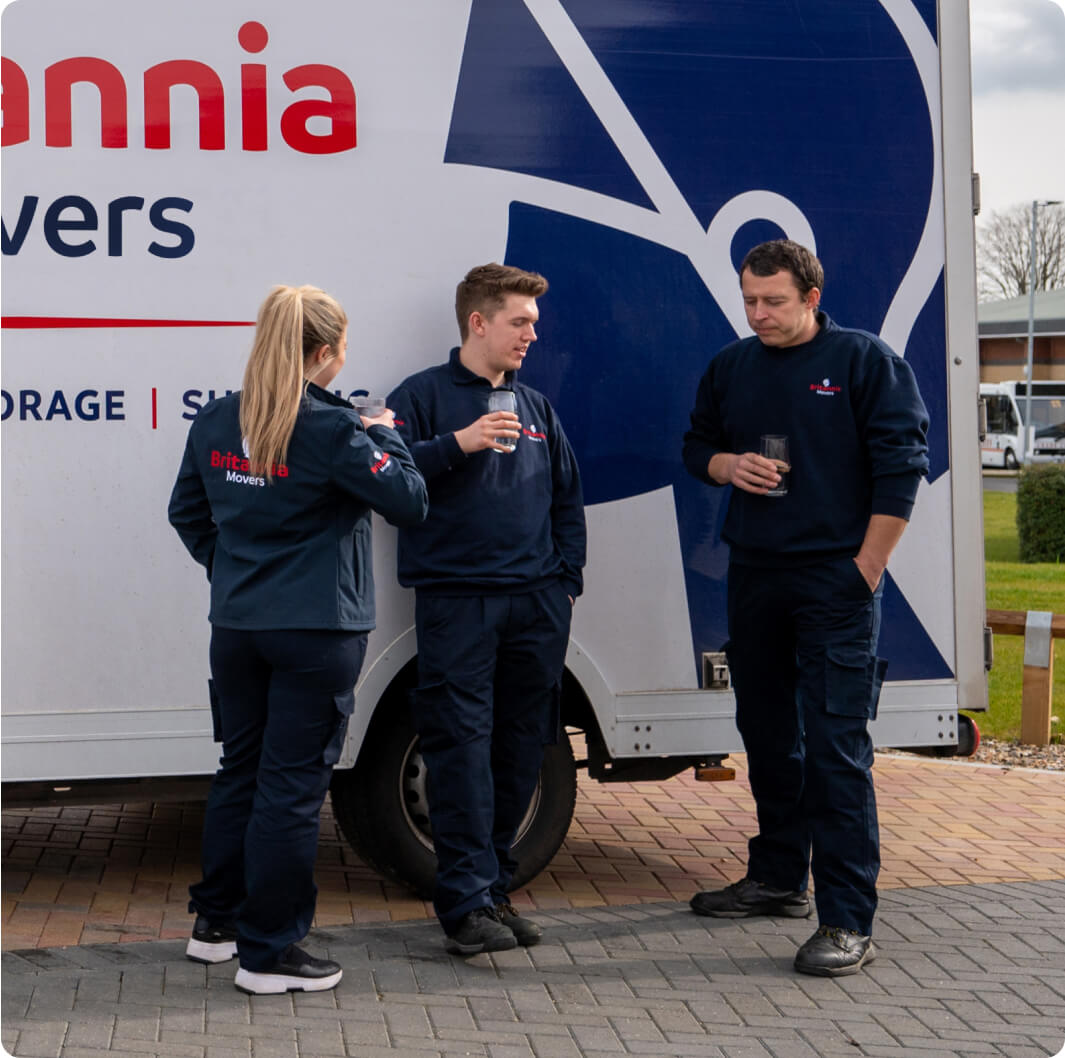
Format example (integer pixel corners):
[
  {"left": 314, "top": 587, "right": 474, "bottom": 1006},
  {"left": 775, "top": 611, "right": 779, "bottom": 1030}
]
[
  {"left": 970, "top": 0, "right": 1065, "bottom": 94},
  {"left": 970, "top": 0, "right": 1065, "bottom": 218}
]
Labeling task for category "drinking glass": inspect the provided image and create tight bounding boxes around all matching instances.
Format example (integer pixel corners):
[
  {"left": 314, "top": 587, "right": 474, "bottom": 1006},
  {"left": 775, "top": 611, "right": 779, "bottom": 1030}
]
[
  {"left": 760, "top": 435, "right": 790, "bottom": 496},
  {"left": 488, "top": 389, "right": 518, "bottom": 453},
  {"left": 351, "top": 395, "right": 386, "bottom": 417}
]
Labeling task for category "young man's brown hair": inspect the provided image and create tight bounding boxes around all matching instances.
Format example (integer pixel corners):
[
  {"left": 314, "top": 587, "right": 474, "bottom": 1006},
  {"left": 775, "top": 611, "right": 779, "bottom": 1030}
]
[{"left": 455, "top": 263, "right": 549, "bottom": 342}]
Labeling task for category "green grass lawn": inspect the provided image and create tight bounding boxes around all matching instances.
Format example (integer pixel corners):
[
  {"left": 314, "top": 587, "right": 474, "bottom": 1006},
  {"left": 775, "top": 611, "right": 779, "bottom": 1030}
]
[{"left": 975, "top": 490, "right": 1064, "bottom": 742}]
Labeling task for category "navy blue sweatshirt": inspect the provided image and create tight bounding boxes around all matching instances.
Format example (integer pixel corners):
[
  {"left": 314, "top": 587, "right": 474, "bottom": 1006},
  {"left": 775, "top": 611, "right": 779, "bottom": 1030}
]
[
  {"left": 682, "top": 313, "right": 929, "bottom": 566},
  {"left": 169, "top": 382, "right": 428, "bottom": 629},
  {"left": 387, "top": 348, "right": 586, "bottom": 597}
]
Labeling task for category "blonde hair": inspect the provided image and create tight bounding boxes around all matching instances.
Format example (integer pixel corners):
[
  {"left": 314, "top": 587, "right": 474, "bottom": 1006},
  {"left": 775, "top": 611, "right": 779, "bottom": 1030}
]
[{"left": 239, "top": 285, "right": 347, "bottom": 480}]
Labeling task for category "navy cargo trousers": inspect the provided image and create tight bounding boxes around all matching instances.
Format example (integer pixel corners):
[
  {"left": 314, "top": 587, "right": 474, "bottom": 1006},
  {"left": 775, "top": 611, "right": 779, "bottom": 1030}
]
[
  {"left": 189, "top": 626, "right": 366, "bottom": 971},
  {"left": 411, "top": 584, "right": 572, "bottom": 934},
  {"left": 725, "top": 557, "right": 887, "bottom": 935}
]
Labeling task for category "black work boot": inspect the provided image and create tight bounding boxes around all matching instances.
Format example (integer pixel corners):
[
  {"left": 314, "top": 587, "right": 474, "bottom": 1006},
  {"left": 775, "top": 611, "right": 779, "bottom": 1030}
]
[
  {"left": 444, "top": 907, "right": 518, "bottom": 955},
  {"left": 495, "top": 902, "right": 543, "bottom": 947},
  {"left": 794, "top": 925, "right": 875, "bottom": 977},
  {"left": 689, "top": 877, "right": 810, "bottom": 919}
]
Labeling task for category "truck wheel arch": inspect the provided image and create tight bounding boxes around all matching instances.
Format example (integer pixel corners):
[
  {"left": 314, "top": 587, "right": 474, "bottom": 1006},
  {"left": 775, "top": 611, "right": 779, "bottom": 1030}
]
[{"left": 329, "top": 645, "right": 606, "bottom": 897}]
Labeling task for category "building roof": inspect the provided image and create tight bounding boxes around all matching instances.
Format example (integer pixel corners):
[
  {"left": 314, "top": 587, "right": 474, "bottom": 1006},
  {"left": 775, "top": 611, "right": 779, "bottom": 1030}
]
[{"left": 978, "top": 288, "right": 1065, "bottom": 338}]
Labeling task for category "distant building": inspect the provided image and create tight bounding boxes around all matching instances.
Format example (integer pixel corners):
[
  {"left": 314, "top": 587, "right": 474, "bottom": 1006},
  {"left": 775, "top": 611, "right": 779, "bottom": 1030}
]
[{"left": 978, "top": 289, "right": 1065, "bottom": 383}]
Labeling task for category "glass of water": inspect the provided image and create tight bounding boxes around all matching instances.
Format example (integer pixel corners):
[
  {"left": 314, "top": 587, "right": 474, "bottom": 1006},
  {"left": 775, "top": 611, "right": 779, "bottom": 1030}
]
[
  {"left": 760, "top": 434, "right": 790, "bottom": 496},
  {"left": 488, "top": 389, "right": 518, "bottom": 453},
  {"left": 350, "top": 395, "right": 386, "bottom": 417}
]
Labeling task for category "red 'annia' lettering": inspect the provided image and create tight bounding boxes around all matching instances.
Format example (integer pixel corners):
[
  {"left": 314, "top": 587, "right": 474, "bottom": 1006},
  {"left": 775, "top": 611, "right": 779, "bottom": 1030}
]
[
  {"left": 210, "top": 449, "right": 289, "bottom": 476},
  {"left": 1, "top": 22, "right": 356, "bottom": 153}
]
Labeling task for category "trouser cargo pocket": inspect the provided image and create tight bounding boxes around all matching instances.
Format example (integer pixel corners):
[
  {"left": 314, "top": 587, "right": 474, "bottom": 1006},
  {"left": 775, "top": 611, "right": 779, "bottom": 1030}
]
[
  {"left": 323, "top": 688, "right": 355, "bottom": 766},
  {"left": 824, "top": 647, "right": 888, "bottom": 720}
]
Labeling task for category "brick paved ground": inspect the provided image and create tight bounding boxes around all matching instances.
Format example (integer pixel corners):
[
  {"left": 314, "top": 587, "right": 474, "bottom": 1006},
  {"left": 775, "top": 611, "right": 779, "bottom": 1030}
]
[
  {"left": 3, "top": 881, "right": 1064, "bottom": 1057},
  {"left": 4, "top": 754, "right": 1065, "bottom": 951},
  {"left": 3, "top": 753, "right": 1065, "bottom": 1056}
]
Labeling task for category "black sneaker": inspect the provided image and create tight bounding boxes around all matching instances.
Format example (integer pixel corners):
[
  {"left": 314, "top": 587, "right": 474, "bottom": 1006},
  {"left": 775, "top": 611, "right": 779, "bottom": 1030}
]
[
  {"left": 495, "top": 903, "right": 542, "bottom": 947},
  {"left": 794, "top": 925, "right": 875, "bottom": 977},
  {"left": 234, "top": 945, "right": 343, "bottom": 994},
  {"left": 185, "top": 915, "right": 238, "bottom": 964},
  {"left": 444, "top": 907, "right": 518, "bottom": 955},
  {"left": 689, "top": 877, "right": 810, "bottom": 919}
]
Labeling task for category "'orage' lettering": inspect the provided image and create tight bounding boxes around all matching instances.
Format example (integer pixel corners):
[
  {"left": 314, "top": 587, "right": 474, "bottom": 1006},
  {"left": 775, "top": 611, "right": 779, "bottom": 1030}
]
[{"left": 0, "top": 388, "right": 125, "bottom": 421}]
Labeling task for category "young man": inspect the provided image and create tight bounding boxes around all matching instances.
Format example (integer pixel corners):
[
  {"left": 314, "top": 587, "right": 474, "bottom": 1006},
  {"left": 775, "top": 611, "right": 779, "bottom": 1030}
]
[
  {"left": 388, "top": 263, "right": 586, "bottom": 955},
  {"left": 682, "top": 240, "right": 929, "bottom": 977}
]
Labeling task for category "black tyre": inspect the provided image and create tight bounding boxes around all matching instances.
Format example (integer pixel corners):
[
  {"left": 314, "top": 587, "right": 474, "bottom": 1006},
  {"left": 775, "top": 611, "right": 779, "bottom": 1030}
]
[
  {"left": 1004, "top": 448, "right": 1018, "bottom": 470},
  {"left": 330, "top": 697, "right": 578, "bottom": 899},
  {"left": 956, "top": 713, "right": 980, "bottom": 757}
]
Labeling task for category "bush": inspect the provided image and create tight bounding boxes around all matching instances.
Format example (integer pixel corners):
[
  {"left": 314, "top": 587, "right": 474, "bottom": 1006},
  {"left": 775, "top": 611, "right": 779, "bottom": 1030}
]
[{"left": 1016, "top": 463, "right": 1065, "bottom": 562}]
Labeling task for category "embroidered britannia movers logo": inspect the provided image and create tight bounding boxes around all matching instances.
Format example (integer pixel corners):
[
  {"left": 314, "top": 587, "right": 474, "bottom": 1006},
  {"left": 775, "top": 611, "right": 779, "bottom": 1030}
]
[
  {"left": 209, "top": 437, "right": 290, "bottom": 487},
  {"left": 810, "top": 377, "right": 841, "bottom": 396}
]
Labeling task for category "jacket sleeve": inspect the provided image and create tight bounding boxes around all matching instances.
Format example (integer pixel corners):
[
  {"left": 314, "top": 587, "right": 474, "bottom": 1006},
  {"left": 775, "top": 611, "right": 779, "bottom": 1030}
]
[
  {"left": 387, "top": 384, "right": 466, "bottom": 481},
  {"left": 853, "top": 348, "right": 930, "bottom": 520},
  {"left": 547, "top": 410, "right": 587, "bottom": 599},
  {"left": 168, "top": 429, "right": 217, "bottom": 578},
  {"left": 682, "top": 360, "right": 729, "bottom": 486},
  {"left": 330, "top": 414, "right": 429, "bottom": 527}
]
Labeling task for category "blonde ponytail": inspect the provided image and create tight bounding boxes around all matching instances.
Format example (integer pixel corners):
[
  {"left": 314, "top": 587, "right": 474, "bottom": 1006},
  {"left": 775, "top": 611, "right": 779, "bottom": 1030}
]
[{"left": 239, "top": 285, "right": 347, "bottom": 480}]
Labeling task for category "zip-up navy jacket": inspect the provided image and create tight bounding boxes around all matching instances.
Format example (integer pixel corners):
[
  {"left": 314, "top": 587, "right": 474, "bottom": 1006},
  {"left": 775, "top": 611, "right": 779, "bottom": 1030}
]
[
  {"left": 387, "top": 348, "right": 586, "bottom": 597},
  {"left": 682, "top": 313, "right": 929, "bottom": 566},
  {"left": 168, "top": 382, "right": 428, "bottom": 630}
]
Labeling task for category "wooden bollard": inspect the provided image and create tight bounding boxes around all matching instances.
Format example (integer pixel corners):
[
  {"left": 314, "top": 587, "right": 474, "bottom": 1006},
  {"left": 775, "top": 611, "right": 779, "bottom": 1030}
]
[
  {"left": 1020, "top": 611, "right": 1055, "bottom": 747},
  {"left": 985, "top": 609, "right": 1064, "bottom": 748}
]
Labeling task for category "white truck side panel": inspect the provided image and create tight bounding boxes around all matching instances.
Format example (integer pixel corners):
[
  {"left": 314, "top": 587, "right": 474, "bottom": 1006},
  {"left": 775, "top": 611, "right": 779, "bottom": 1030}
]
[{"left": 2, "top": 0, "right": 985, "bottom": 783}]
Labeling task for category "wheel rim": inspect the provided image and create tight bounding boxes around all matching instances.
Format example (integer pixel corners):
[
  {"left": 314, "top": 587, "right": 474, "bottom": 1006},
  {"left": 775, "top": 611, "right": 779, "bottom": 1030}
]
[{"left": 397, "top": 735, "right": 543, "bottom": 853}]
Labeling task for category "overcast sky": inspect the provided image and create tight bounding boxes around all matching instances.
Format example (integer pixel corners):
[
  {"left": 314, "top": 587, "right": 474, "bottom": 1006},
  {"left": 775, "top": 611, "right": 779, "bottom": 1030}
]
[{"left": 969, "top": 0, "right": 1065, "bottom": 222}]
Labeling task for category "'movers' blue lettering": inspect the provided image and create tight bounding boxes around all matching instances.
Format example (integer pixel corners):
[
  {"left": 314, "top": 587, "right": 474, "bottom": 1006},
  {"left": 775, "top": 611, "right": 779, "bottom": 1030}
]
[{"left": 1, "top": 194, "right": 194, "bottom": 257}]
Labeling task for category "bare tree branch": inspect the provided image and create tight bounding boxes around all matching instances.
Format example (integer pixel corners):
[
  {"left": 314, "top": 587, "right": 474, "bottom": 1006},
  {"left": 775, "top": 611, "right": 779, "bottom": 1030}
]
[{"left": 976, "top": 202, "right": 1065, "bottom": 302}]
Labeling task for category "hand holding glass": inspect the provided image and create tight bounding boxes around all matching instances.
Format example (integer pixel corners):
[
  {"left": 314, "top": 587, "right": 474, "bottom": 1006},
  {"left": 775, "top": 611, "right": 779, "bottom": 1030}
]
[
  {"left": 760, "top": 435, "right": 790, "bottom": 496},
  {"left": 351, "top": 396, "right": 393, "bottom": 429},
  {"left": 488, "top": 390, "right": 519, "bottom": 453},
  {"left": 350, "top": 395, "right": 386, "bottom": 416}
]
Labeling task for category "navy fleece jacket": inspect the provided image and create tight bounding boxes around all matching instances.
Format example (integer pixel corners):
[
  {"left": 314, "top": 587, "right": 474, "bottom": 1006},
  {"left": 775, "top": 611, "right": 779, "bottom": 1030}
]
[
  {"left": 388, "top": 348, "right": 586, "bottom": 597},
  {"left": 169, "top": 382, "right": 428, "bottom": 629},
  {"left": 682, "top": 313, "right": 929, "bottom": 566}
]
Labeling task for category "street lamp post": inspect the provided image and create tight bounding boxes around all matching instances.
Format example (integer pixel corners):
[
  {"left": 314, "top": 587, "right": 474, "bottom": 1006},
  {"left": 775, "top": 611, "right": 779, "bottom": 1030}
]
[{"left": 1024, "top": 198, "right": 1063, "bottom": 463}]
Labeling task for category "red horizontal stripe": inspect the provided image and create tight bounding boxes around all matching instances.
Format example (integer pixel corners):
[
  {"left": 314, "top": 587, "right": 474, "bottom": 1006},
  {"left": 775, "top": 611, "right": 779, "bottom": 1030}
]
[{"left": 1, "top": 316, "right": 255, "bottom": 329}]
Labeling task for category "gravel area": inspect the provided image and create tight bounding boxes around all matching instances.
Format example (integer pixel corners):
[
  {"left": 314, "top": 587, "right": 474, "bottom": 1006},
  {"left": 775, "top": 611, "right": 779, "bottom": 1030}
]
[
  {"left": 969, "top": 735, "right": 1065, "bottom": 771},
  {"left": 892, "top": 734, "right": 1065, "bottom": 771}
]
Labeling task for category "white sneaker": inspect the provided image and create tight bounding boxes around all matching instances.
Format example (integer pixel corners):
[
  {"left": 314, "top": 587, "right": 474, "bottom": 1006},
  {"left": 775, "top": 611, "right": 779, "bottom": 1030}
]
[
  {"left": 185, "top": 916, "right": 238, "bottom": 964},
  {"left": 233, "top": 945, "right": 343, "bottom": 994}
]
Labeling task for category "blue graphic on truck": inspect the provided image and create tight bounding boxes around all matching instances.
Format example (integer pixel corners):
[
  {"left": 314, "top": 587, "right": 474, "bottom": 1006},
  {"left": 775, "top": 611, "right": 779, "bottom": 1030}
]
[{"left": 444, "top": 0, "right": 951, "bottom": 681}]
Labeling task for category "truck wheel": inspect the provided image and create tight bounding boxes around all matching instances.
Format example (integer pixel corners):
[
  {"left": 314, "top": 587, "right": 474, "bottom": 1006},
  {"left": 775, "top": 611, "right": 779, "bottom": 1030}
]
[
  {"left": 956, "top": 713, "right": 980, "bottom": 757},
  {"left": 1004, "top": 448, "right": 1018, "bottom": 470},
  {"left": 329, "top": 703, "right": 578, "bottom": 900}
]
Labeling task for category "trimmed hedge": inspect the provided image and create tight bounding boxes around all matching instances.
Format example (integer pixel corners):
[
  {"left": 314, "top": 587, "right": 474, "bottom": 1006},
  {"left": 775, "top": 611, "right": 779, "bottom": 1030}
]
[{"left": 1016, "top": 463, "right": 1065, "bottom": 563}]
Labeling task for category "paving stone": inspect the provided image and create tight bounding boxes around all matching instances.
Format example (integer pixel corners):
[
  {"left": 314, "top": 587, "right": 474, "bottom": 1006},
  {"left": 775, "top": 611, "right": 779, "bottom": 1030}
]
[
  {"left": 8, "top": 1021, "right": 68, "bottom": 1058},
  {"left": 5, "top": 879, "right": 1065, "bottom": 1056},
  {"left": 241, "top": 1038, "right": 297, "bottom": 1058},
  {"left": 292, "top": 1026, "right": 344, "bottom": 1056},
  {"left": 528, "top": 1034, "right": 583, "bottom": 1058}
]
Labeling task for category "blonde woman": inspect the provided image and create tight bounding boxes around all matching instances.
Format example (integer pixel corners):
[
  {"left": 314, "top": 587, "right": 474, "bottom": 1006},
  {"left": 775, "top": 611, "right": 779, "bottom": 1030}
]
[{"left": 169, "top": 285, "right": 427, "bottom": 994}]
